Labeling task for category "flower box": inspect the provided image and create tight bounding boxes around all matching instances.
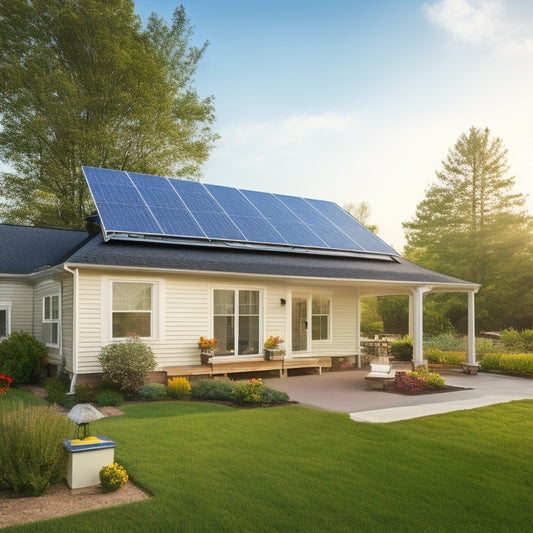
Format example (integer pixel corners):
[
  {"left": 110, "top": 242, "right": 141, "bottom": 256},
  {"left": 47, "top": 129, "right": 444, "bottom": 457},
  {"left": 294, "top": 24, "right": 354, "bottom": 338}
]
[{"left": 264, "top": 349, "right": 284, "bottom": 361}]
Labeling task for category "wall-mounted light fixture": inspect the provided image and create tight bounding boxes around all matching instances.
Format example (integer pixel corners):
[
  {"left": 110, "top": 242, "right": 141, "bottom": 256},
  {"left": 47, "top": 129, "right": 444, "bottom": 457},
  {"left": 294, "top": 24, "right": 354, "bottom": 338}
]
[{"left": 280, "top": 298, "right": 286, "bottom": 305}]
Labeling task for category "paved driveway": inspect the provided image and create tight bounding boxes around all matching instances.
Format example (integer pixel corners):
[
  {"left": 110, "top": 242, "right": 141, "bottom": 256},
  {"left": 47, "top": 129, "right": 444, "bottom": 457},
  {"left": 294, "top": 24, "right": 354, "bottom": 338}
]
[{"left": 264, "top": 368, "right": 533, "bottom": 422}]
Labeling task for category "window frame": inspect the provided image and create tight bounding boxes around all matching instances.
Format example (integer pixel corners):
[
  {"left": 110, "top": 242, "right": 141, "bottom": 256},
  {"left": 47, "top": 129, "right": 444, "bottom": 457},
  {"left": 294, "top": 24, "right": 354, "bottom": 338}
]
[
  {"left": 212, "top": 287, "right": 263, "bottom": 357},
  {"left": 42, "top": 294, "right": 60, "bottom": 348},
  {"left": 110, "top": 281, "right": 155, "bottom": 341},
  {"left": 311, "top": 295, "right": 331, "bottom": 342},
  {"left": 0, "top": 302, "right": 11, "bottom": 339}
]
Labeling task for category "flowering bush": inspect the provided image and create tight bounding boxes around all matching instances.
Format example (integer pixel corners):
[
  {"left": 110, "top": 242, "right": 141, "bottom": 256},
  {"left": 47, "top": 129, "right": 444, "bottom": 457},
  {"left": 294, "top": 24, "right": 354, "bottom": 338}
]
[
  {"left": 394, "top": 366, "right": 446, "bottom": 393},
  {"left": 264, "top": 335, "right": 283, "bottom": 349},
  {"left": 99, "top": 463, "right": 128, "bottom": 493},
  {"left": 198, "top": 336, "right": 218, "bottom": 351},
  {"left": 167, "top": 377, "right": 191, "bottom": 399},
  {"left": 231, "top": 378, "right": 264, "bottom": 404},
  {"left": 0, "top": 374, "right": 13, "bottom": 395}
]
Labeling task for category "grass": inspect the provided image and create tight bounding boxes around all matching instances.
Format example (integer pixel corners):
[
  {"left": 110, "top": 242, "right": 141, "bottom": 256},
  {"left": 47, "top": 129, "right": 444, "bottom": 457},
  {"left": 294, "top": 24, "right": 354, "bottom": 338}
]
[
  {"left": 0, "top": 387, "right": 48, "bottom": 407},
  {"left": 3, "top": 399, "right": 533, "bottom": 532}
]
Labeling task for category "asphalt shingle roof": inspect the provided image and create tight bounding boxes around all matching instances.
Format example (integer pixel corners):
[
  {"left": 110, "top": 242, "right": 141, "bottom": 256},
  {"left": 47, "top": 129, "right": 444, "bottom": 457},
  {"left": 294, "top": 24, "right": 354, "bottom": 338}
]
[
  {"left": 65, "top": 234, "right": 476, "bottom": 287},
  {"left": 0, "top": 224, "right": 89, "bottom": 274}
]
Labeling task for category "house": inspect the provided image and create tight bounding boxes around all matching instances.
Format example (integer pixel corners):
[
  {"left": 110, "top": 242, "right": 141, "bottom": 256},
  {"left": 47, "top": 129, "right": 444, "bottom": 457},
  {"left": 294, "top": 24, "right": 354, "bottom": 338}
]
[{"left": 0, "top": 168, "right": 480, "bottom": 388}]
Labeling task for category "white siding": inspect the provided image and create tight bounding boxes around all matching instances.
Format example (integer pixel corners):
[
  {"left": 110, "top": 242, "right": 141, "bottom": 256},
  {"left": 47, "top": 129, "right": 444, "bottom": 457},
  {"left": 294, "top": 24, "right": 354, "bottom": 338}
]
[
  {"left": 75, "top": 268, "right": 359, "bottom": 374},
  {"left": 61, "top": 273, "right": 74, "bottom": 372},
  {"left": 0, "top": 281, "right": 33, "bottom": 334}
]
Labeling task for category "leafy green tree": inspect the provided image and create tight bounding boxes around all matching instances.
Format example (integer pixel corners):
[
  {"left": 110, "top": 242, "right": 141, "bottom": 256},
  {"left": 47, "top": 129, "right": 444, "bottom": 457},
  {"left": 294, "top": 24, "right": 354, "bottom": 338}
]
[
  {"left": 344, "top": 201, "right": 379, "bottom": 234},
  {"left": 403, "top": 127, "right": 533, "bottom": 330},
  {"left": 0, "top": 1, "right": 218, "bottom": 228},
  {"left": 360, "top": 297, "right": 384, "bottom": 337}
]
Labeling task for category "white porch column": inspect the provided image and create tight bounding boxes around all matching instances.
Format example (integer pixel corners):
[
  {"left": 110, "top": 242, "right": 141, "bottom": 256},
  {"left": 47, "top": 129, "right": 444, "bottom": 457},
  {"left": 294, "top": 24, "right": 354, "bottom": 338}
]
[
  {"left": 355, "top": 291, "right": 361, "bottom": 368},
  {"left": 412, "top": 286, "right": 431, "bottom": 367},
  {"left": 467, "top": 290, "right": 477, "bottom": 366},
  {"left": 408, "top": 293, "right": 414, "bottom": 338}
]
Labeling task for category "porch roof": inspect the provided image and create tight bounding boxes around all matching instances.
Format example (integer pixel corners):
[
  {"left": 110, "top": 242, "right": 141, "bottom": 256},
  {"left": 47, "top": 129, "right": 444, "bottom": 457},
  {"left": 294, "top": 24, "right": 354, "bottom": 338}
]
[{"left": 65, "top": 234, "right": 478, "bottom": 291}]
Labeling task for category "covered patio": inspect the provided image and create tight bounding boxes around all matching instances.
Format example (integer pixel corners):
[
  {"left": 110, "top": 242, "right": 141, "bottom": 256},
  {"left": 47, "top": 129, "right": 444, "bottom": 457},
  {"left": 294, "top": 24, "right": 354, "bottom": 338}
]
[{"left": 264, "top": 367, "right": 533, "bottom": 422}]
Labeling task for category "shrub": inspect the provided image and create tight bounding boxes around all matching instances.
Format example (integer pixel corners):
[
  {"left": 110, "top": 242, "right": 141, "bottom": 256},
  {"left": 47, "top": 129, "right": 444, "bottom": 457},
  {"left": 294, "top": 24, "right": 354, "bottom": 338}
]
[
  {"left": 395, "top": 366, "right": 445, "bottom": 393},
  {"left": 98, "top": 335, "right": 156, "bottom": 392},
  {"left": 360, "top": 320, "right": 384, "bottom": 338},
  {"left": 424, "top": 372, "right": 446, "bottom": 389},
  {"left": 44, "top": 377, "right": 68, "bottom": 404},
  {"left": 423, "top": 334, "right": 466, "bottom": 352},
  {"left": 191, "top": 379, "right": 235, "bottom": 401},
  {"left": 231, "top": 378, "right": 264, "bottom": 404},
  {"left": 167, "top": 377, "right": 191, "bottom": 399},
  {"left": 74, "top": 384, "right": 96, "bottom": 403},
  {"left": 394, "top": 372, "right": 426, "bottom": 393},
  {"left": 99, "top": 463, "right": 128, "bottom": 493},
  {"left": 0, "top": 331, "right": 47, "bottom": 384},
  {"left": 425, "top": 349, "right": 465, "bottom": 366},
  {"left": 391, "top": 337, "right": 413, "bottom": 361},
  {"left": 138, "top": 383, "right": 167, "bottom": 400},
  {"left": 500, "top": 329, "right": 525, "bottom": 352},
  {"left": 522, "top": 330, "right": 533, "bottom": 353},
  {"left": 499, "top": 353, "right": 533, "bottom": 375},
  {"left": 260, "top": 386, "right": 290, "bottom": 404},
  {"left": 479, "top": 353, "right": 502, "bottom": 371},
  {"left": 0, "top": 402, "right": 75, "bottom": 495},
  {"left": 96, "top": 390, "right": 124, "bottom": 406}
]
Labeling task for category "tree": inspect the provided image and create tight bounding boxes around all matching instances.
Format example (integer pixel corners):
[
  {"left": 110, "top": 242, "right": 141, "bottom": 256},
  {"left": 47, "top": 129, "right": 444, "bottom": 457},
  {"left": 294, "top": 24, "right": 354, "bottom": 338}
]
[
  {"left": 0, "top": 1, "right": 218, "bottom": 228},
  {"left": 344, "top": 201, "right": 379, "bottom": 234},
  {"left": 403, "top": 127, "right": 533, "bottom": 330}
]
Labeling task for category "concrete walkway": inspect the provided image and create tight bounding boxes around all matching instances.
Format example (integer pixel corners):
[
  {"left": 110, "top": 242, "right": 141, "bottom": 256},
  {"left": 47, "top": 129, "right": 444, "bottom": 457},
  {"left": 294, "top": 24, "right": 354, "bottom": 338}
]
[{"left": 264, "top": 368, "right": 533, "bottom": 423}]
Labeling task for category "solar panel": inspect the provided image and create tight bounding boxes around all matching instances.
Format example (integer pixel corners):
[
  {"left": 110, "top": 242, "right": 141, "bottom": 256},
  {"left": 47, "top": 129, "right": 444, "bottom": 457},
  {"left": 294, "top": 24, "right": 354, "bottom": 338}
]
[{"left": 82, "top": 167, "right": 397, "bottom": 256}]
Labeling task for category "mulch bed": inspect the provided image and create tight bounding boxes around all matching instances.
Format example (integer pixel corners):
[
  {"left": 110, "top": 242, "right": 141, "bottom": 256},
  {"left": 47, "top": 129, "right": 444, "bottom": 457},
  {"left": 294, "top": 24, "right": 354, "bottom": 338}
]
[{"left": 386, "top": 385, "right": 472, "bottom": 396}]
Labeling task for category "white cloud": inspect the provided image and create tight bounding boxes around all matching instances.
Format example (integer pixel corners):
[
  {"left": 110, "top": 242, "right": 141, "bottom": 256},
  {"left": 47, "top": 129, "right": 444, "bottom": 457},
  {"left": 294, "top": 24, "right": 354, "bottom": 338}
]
[
  {"left": 423, "top": 0, "right": 533, "bottom": 57},
  {"left": 423, "top": 0, "right": 501, "bottom": 43},
  {"left": 219, "top": 111, "right": 358, "bottom": 151}
]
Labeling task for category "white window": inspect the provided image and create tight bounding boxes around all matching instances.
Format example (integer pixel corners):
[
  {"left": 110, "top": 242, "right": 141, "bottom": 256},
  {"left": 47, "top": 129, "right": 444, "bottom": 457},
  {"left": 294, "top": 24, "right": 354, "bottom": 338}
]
[
  {"left": 312, "top": 296, "right": 330, "bottom": 341},
  {"left": 213, "top": 289, "right": 261, "bottom": 356},
  {"left": 112, "top": 282, "right": 153, "bottom": 339},
  {"left": 0, "top": 303, "right": 11, "bottom": 339},
  {"left": 43, "top": 295, "right": 60, "bottom": 347}
]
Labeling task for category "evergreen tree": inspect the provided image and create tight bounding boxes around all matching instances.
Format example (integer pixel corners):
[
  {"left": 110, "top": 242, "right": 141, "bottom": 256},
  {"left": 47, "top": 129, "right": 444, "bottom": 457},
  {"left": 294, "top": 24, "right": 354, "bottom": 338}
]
[
  {"left": 0, "top": 1, "right": 218, "bottom": 228},
  {"left": 403, "top": 127, "right": 533, "bottom": 330}
]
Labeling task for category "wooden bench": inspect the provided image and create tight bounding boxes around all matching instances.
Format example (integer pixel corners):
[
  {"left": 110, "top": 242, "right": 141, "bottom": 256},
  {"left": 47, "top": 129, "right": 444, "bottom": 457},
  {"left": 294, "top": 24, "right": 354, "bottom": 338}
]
[
  {"left": 283, "top": 357, "right": 332, "bottom": 377},
  {"left": 364, "top": 363, "right": 396, "bottom": 390},
  {"left": 211, "top": 359, "right": 284, "bottom": 378},
  {"left": 165, "top": 357, "right": 332, "bottom": 379}
]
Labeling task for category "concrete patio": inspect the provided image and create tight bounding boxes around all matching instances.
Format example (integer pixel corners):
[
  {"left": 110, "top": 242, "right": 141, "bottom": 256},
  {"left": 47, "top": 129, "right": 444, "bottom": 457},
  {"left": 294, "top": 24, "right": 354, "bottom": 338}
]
[{"left": 264, "top": 367, "right": 533, "bottom": 423}]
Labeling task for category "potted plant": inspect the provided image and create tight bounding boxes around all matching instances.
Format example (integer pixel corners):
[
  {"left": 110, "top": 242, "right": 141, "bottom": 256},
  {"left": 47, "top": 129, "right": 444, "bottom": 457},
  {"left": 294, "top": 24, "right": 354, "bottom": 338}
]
[
  {"left": 264, "top": 336, "right": 285, "bottom": 360},
  {"left": 198, "top": 336, "right": 218, "bottom": 364}
]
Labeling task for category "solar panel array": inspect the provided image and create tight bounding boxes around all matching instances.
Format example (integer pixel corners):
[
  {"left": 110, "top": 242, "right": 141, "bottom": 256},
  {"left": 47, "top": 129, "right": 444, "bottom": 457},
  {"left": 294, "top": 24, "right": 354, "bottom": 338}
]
[{"left": 82, "top": 167, "right": 396, "bottom": 255}]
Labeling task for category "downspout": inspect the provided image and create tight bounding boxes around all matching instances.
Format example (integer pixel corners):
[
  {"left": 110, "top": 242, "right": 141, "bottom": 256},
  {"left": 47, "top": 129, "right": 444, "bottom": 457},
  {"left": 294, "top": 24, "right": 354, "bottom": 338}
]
[{"left": 63, "top": 265, "right": 79, "bottom": 394}]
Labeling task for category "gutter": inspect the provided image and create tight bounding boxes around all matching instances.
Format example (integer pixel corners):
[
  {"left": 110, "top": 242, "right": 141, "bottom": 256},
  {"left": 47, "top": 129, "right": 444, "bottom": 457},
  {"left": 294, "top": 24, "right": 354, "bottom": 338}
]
[{"left": 63, "top": 265, "right": 79, "bottom": 394}]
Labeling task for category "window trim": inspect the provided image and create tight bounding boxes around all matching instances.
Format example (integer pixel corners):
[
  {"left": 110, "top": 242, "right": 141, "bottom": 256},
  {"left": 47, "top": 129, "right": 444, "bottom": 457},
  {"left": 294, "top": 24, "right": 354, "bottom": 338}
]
[
  {"left": 110, "top": 280, "right": 155, "bottom": 341},
  {"left": 0, "top": 302, "right": 11, "bottom": 339},
  {"left": 211, "top": 287, "right": 263, "bottom": 357},
  {"left": 311, "top": 295, "right": 331, "bottom": 342},
  {"left": 42, "top": 294, "right": 60, "bottom": 348}
]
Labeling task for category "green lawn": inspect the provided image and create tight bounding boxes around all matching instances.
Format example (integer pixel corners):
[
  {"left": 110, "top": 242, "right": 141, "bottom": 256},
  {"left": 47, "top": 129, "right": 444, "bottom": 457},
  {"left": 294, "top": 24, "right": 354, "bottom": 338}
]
[
  {"left": 4, "top": 399, "right": 533, "bottom": 532},
  {"left": 1, "top": 387, "right": 47, "bottom": 407}
]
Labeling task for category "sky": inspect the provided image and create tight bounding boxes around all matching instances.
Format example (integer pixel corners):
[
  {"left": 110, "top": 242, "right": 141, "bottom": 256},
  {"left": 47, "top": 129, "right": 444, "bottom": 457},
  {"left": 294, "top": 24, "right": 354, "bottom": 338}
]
[{"left": 131, "top": 0, "right": 533, "bottom": 252}]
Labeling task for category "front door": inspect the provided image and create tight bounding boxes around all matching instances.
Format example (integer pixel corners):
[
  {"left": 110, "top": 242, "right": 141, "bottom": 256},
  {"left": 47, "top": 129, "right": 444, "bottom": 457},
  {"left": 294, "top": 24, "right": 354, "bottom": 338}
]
[{"left": 292, "top": 297, "right": 308, "bottom": 352}]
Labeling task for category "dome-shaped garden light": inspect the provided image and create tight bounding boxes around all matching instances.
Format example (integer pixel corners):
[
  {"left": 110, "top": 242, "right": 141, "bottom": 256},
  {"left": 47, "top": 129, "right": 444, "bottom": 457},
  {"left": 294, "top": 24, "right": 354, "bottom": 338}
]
[{"left": 68, "top": 403, "right": 104, "bottom": 440}]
